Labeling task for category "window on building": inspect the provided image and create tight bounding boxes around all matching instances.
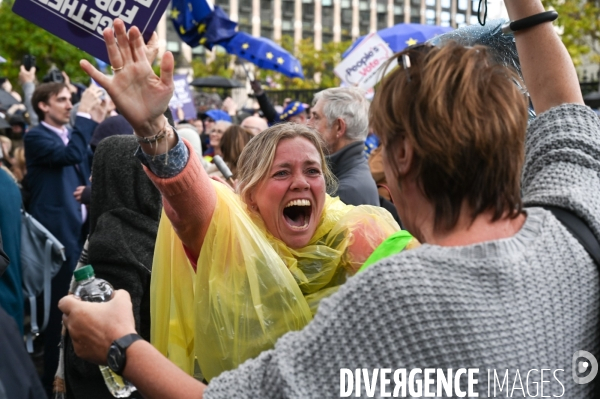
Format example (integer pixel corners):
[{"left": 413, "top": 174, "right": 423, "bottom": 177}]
[
  {"left": 394, "top": 4, "right": 404, "bottom": 24},
  {"left": 441, "top": 10, "right": 450, "bottom": 26},
  {"left": 341, "top": 3, "right": 352, "bottom": 41},
  {"left": 323, "top": 2, "right": 334, "bottom": 35},
  {"left": 410, "top": 0, "right": 421, "bottom": 23},
  {"left": 441, "top": 0, "right": 451, "bottom": 10},
  {"left": 425, "top": 8, "right": 435, "bottom": 24},
  {"left": 458, "top": 0, "right": 468, "bottom": 11},
  {"left": 376, "top": 0, "right": 387, "bottom": 29},
  {"left": 303, "top": 0, "right": 315, "bottom": 39},
  {"left": 238, "top": 0, "right": 252, "bottom": 33},
  {"left": 359, "top": 0, "right": 370, "bottom": 35},
  {"left": 261, "top": 0, "right": 274, "bottom": 39}
]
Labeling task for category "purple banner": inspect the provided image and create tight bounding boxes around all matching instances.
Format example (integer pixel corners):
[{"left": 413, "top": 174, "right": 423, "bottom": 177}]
[
  {"left": 169, "top": 74, "right": 196, "bottom": 123},
  {"left": 12, "top": 0, "right": 170, "bottom": 63}
]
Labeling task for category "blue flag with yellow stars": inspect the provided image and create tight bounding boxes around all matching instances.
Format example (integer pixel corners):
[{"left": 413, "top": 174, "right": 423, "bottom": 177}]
[
  {"left": 223, "top": 31, "right": 304, "bottom": 79},
  {"left": 171, "top": 0, "right": 237, "bottom": 49}
]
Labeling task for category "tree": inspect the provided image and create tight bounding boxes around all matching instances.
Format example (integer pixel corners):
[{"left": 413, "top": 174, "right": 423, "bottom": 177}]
[
  {"left": 0, "top": 0, "right": 94, "bottom": 88},
  {"left": 542, "top": 0, "right": 600, "bottom": 68},
  {"left": 191, "top": 47, "right": 234, "bottom": 78}
]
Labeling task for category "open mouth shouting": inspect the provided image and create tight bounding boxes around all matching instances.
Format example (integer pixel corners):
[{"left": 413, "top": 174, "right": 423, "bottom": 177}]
[{"left": 283, "top": 199, "right": 313, "bottom": 230}]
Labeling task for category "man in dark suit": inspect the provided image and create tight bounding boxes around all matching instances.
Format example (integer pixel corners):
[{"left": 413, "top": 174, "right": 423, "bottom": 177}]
[{"left": 24, "top": 82, "right": 102, "bottom": 395}]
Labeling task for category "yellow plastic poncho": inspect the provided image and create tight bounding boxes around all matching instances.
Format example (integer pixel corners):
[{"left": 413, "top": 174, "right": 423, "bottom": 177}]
[{"left": 151, "top": 181, "right": 400, "bottom": 381}]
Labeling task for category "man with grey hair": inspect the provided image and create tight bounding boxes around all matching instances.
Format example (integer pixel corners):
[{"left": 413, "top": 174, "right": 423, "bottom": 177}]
[{"left": 307, "top": 87, "right": 379, "bottom": 206}]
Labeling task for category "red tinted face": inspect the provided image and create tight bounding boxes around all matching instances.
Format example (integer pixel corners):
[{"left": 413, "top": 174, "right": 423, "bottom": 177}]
[{"left": 250, "top": 137, "right": 326, "bottom": 248}]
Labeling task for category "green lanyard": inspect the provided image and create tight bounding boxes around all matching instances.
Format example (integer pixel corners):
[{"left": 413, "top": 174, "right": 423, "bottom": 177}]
[{"left": 357, "top": 230, "right": 414, "bottom": 273}]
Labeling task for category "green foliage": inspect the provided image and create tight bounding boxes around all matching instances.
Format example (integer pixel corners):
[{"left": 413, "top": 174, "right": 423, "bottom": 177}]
[
  {"left": 542, "top": 0, "right": 600, "bottom": 67},
  {"left": 0, "top": 0, "right": 95, "bottom": 88},
  {"left": 258, "top": 35, "right": 352, "bottom": 89},
  {"left": 191, "top": 47, "right": 234, "bottom": 78}
]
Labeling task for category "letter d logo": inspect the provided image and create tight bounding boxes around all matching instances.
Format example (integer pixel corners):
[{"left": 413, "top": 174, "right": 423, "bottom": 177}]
[{"left": 572, "top": 350, "right": 598, "bottom": 384}]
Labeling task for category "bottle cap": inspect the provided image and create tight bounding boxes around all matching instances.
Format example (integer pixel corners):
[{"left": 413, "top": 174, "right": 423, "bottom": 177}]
[{"left": 74, "top": 265, "right": 95, "bottom": 282}]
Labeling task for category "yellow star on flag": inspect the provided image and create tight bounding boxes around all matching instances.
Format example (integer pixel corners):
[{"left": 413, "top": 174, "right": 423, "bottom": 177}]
[
  {"left": 277, "top": 57, "right": 284, "bottom": 64},
  {"left": 171, "top": 7, "right": 180, "bottom": 19},
  {"left": 197, "top": 24, "right": 206, "bottom": 33},
  {"left": 406, "top": 38, "right": 418, "bottom": 46},
  {"left": 242, "top": 43, "right": 249, "bottom": 50},
  {"left": 179, "top": 25, "right": 186, "bottom": 34},
  {"left": 266, "top": 52, "right": 274, "bottom": 59},
  {"left": 200, "top": 37, "right": 207, "bottom": 45}
]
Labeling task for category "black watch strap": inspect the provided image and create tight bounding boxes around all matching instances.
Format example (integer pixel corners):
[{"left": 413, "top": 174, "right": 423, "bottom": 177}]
[
  {"left": 109, "top": 333, "right": 143, "bottom": 375},
  {"left": 115, "top": 333, "right": 143, "bottom": 351}
]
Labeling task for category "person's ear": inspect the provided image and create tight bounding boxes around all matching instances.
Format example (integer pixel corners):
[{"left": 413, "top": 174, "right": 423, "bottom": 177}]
[
  {"left": 38, "top": 101, "right": 49, "bottom": 114},
  {"left": 391, "top": 136, "right": 414, "bottom": 178},
  {"left": 246, "top": 190, "right": 258, "bottom": 212},
  {"left": 336, "top": 118, "right": 346, "bottom": 138}
]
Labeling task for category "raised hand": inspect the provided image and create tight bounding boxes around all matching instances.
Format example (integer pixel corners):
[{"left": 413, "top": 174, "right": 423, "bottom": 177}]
[{"left": 79, "top": 19, "right": 174, "bottom": 137}]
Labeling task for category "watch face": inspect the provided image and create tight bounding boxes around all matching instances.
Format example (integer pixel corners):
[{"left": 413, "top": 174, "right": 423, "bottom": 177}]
[{"left": 107, "top": 343, "right": 123, "bottom": 373}]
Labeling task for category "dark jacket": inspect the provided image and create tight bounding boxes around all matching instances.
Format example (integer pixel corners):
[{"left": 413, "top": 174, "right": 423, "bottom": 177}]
[
  {"left": 0, "top": 307, "right": 47, "bottom": 399},
  {"left": 327, "top": 141, "right": 379, "bottom": 207},
  {"left": 65, "top": 136, "right": 162, "bottom": 399},
  {"left": 24, "top": 116, "right": 96, "bottom": 259}
]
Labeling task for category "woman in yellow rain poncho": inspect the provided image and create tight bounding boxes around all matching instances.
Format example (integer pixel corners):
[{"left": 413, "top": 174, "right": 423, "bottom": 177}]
[{"left": 148, "top": 123, "right": 417, "bottom": 382}]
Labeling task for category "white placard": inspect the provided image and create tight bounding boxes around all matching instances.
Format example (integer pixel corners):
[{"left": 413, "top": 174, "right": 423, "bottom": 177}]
[{"left": 334, "top": 33, "right": 397, "bottom": 91}]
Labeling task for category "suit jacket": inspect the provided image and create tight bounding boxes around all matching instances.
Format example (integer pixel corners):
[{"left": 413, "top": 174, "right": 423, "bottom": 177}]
[{"left": 24, "top": 116, "right": 96, "bottom": 258}]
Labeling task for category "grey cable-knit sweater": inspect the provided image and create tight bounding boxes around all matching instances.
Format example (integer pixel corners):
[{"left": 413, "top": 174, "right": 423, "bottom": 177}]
[{"left": 204, "top": 104, "right": 600, "bottom": 398}]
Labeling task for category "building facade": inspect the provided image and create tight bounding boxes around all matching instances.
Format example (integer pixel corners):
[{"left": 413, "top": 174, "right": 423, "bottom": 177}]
[{"left": 158, "top": 0, "right": 508, "bottom": 65}]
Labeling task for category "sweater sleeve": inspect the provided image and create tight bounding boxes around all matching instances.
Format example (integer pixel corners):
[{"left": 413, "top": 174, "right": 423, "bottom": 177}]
[
  {"left": 522, "top": 103, "right": 600, "bottom": 237},
  {"left": 143, "top": 139, "right": 217, "bottom": 257}
]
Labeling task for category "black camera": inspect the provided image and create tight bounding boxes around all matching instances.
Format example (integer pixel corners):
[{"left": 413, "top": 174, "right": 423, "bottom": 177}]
[
  {"left": 22, "top": 54, "right": 36, "bottom": 71},
  {"left": 42, "top": 67, "right": 65, "bottom": 84}
]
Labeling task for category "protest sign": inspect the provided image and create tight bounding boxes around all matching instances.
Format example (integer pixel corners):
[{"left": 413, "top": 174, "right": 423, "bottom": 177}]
[
  {"left": 334, "top": 33, "right": 396, "bottom": 91},
  {"left": 169, "top": 75, "right": 196, "bottom": 123},
  {"left": 12, "top": 0, "right": 170, "bottom": 63}
]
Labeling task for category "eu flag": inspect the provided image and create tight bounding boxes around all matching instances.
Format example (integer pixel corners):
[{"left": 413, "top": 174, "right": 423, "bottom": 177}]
[{"left": 171, "top": 0, "right": 237, "bottom": 49}]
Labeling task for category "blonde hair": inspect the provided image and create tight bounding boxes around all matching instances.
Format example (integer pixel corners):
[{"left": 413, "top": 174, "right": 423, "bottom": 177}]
[
  {"left": 237, "top": 123, "right": 337, "bottom": 205},
  {"left": 11, "top": 146, "right": 27, "bottom": 182},
  {"left": 371, "top": 42, "right": 528, "bottom": 231}
]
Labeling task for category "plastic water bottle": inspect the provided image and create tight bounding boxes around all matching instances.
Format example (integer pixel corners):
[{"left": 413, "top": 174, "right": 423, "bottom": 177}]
[{"left": 73, "top": 265, "right": 137, "bottom": 398}]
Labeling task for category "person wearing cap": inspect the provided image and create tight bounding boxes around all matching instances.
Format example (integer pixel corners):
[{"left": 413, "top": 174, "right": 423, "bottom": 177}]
[
  {"left": 203, "top": 109, "right": 232, "bottom": 133},
  {"left": 278, "top": 101, "right": 307, "bottom": 124},
  {"left": 307, "top": 87, "right": 380, "bottom": 207}
]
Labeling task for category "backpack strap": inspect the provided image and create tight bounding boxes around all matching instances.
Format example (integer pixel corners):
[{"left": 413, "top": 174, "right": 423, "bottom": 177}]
[
  {"left": 25, "top": 238, "right": 53, "bottom": 354},
  {"left": 541, "top": 205, "right": 600, "bottom": 265},
  {"left": 26, "top": 295, "right": 37, "bottom": 353}
]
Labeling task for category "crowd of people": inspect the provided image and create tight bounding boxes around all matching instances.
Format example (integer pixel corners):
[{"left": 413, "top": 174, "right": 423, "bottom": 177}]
[{"left": 0, "top": 0, "right": 599, "bottom": 397}]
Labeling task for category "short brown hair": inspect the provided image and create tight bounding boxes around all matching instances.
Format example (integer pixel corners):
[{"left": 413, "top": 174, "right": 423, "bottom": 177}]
[
  {"left": 220, "top": 125, "right": 254, "bottom": 178},
  {"left": 31, "top": 82, "right": 69, "bottom": 122},
  {"left": 371, "top": 42, "right": 528, "bottom": 231},
  {"left": 237, "top": 123, "right": 337, "bottom": 206}
]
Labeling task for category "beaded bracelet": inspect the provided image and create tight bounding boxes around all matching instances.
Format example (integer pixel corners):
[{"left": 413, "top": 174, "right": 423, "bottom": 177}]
[
  {"left": 133, "top": 117, "right": 170, "bottom": 144},
  {"left": 502, "top": 11, "right": 559, "bottom": 35}
]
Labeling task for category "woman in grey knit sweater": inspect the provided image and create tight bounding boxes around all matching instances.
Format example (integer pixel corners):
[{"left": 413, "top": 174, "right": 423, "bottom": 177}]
[{"left": 59, "top": 0, "right": 599, "bottom": 397}]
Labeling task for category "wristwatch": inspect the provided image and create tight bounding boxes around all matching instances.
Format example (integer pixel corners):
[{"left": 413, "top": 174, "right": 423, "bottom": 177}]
[{"left": 107, "top": 333, "right": 144, "bottom": 376}]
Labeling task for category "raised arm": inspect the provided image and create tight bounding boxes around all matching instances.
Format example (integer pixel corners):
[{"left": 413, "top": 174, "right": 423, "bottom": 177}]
[
  {"left": 505, "top": 0, "right": 584, "bottom": 114},
  {"left": 79, "top": 19, "right": 216, "bottom": 256}
]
